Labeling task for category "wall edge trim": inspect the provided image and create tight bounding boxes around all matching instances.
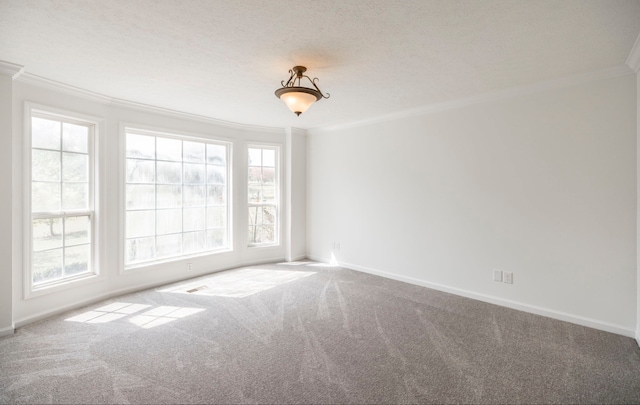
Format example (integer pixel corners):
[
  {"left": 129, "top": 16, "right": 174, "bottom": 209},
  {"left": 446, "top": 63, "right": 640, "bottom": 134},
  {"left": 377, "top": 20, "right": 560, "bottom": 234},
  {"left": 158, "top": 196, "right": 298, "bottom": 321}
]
[
  {"left": 14, "top": 258, "right": 286, "bottom": 329},
  {"left": 309, "top": 64, "right": 634, "bottom": 134},
  {"left": 16, "top": 73, "right": 284, "bottom": 133},
  {"left": 306, "top": 255, "right": 636, "bottom": 338},
  {"left": 0, "top": 325, "right": 15, "bottom": 338}
]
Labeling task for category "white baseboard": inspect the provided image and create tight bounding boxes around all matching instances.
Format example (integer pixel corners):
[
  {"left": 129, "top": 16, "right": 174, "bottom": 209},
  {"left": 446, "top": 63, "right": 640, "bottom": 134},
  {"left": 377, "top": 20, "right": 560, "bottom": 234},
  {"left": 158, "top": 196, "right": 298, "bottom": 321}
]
[
  {"left": 636, "top": 329, "right": 640, "bottom": 348},
  {"left": 285, "top": 255, "right": 308, "bottom": 262},
  {"left": 15, "top": 257, "right": 288, "bottom": 329},
  {"left": 307, "top": 255, "right": 636, "bottom": 338},
  {"left": 0, "top": 325, "right": 15, "bottom": 338}
]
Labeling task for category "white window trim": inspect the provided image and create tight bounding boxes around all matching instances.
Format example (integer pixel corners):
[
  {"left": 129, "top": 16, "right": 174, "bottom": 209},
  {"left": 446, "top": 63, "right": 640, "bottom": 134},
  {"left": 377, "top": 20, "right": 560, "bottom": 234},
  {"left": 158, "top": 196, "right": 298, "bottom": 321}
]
[
  {"left": 23, "top": 102, "right": 105, "bottom": 299},
  {"left": 247, "top": 142, "right": 281, "bottom": 248},
  {"left": 120, "top": 124, "right": 234, "bottom": 272}
]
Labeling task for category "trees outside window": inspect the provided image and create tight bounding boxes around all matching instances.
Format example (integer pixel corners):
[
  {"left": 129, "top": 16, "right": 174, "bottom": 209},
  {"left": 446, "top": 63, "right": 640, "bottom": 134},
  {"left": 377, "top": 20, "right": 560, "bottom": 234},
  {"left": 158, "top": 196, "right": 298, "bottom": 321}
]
[
  {"left": 248, "top": 146, "right": 278, "bottom": 246},
  {"left": 124, "top": 130, "right": 230, "bottom": 267},
  {"left": 30, "top": 114, "right": 95, "bottom": 288}
]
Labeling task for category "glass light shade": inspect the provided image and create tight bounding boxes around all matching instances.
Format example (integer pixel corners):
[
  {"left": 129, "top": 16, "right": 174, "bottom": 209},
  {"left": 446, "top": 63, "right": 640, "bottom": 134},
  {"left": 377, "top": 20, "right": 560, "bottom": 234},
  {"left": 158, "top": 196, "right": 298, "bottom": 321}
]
[{"left": 275, "top": 87, "right": 322, "bottom": 116}]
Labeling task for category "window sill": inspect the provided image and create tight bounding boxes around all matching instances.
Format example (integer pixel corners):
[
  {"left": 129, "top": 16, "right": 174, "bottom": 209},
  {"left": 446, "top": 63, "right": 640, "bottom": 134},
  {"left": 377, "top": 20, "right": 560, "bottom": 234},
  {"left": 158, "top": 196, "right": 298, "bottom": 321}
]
[
  {"left": 26, "top": 272, "right": 102, "bottom": 300},
  {"left": 123, "top": 248, "right": 233, "bottom": 272}
]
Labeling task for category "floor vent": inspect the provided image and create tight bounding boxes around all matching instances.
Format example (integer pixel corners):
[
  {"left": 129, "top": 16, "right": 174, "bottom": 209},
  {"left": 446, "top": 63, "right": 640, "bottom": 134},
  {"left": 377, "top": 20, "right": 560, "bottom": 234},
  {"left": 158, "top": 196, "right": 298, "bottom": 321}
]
[{"left": 186, "top": 286, "right": 208, "bottom": 293}]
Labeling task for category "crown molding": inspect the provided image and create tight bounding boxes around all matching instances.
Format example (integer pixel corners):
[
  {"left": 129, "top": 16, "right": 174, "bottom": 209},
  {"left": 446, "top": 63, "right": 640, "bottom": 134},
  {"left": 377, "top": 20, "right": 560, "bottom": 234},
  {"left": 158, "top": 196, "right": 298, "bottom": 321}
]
[
  {"left": 310, "top": 64, "right": 634, "bottom": 134},
  {"left": 16, "top": 73, "right": 284, "bottom": 134},
  {"left": 0, "top": 61, "right": 25, "bottom": 79},
  {"left": 626, "top": 33, "right": 640, "bottom": 73}
]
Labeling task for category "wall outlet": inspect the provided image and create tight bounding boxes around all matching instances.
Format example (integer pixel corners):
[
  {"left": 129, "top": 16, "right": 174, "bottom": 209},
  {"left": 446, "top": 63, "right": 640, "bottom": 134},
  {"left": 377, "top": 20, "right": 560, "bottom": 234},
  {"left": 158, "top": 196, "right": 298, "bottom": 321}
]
[
  {"left": 186, "top": 263, "right": 193, "bottom": 272},
  {"left": 492, "top": 269, "right": 503, "bottom": 282},
  {"left": 503, "top": 271, "right": 513, "bottom": 284},
  {"left": 333, "top": 241, "right": 341, "bottom": 251}
]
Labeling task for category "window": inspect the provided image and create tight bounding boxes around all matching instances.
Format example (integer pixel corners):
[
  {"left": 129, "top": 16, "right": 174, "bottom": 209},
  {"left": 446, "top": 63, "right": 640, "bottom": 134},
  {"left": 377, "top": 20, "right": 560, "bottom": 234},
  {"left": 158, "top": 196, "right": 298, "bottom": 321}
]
[
  {"left": 29, "top": 113, "right": 95, "bottom": 289},
  {"left": 124, "top": 130, "right": 230, "bottom": 267},
  {"left": 248, "top": 146, "right": 278, "bottom": 246}
]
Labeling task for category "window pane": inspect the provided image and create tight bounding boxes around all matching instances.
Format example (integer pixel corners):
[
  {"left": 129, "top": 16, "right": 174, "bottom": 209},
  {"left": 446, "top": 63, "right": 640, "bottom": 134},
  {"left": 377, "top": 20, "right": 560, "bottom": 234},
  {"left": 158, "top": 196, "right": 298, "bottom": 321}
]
[
  {"left": 157, "top": 161, "right": 182, "bottom": 184},
  {"left": 184, "top": 185, "right": 206, "bottom": 207},
  {"left": 32, "top": 218, "right": 62, "bottom": 252},
  {"left": 157, "top": 185, "right": 182, "bottom": 208},
  {"left": 65, "top": 244, "right": 89, "bottom": 276},
  {"left": 262, "top": 186, "right": 275, "bottom": 203},
  {"left": 156, "top": 234, "right": 181, "bottom": 258},
  {"left": 32, "top": 182, "right": 61, "bottom": 212},
  {"left": 248, "top": 207, "right": 262, "bottom": 226},
  {"left": 207, "top": 185, "right": 225, "bottom": 206},
  {"left": 248, "top": 167, "right": 261, "bottom": 184},
  {"left": 249, "top": 226, "right": 262, "bottom": 244},
  {"left": 157, "top": 209, "right": 182, "bottom": 235},
  {"left": 183, "top": 231, "right": 206, "bottom": 254},
  {"left": 126, "top": 159, "right": 155, "bottom": 183},
  {"left": 184, "top": 163, "right": 205, "bottom": 184},
  {"left": 126, "top": 134, "right": 155, "bottom": 159},
  {"left": 156, "top": 137, "right": 181, "bottom": 162},
  {"left": 126, "top": 185, "right": 155, "bottom": 209},
  {"left": 126, "top": 210, "right": 155, "bottom": 238},
  {"left": 262, "top": 167, "right": 275, "bottom": 184},
  {"left": 263, "top": 225, "right": 275, "bottom": 243},
  {"left": 207, "top": 229, "right": 226, "bottom": 249},
  {"left": 65, "top": 216, "right": 90, "bottom": 247},
  {"left": 126, "top": 237, "right": 155, "bottom": 263},
  {"left": 183, "top": 141, "right": 205, "bottom": 163},
  {"left": 32, "top": 150, "right": 61, "bottom": 182},
  {"left": 62, "top": 123, "right": 88, "bottom": 153},
  {"left": 207, "top": 206, "right": 226, "bottom": 229},
  {"left": 248, "top": 185, "right": 261, "bottom": 203},
  {"left": 263, "top": 206, "right": 276, "bottom": 225},
  {"left": 62, "top": 152, "right": 88, "bottom": 182},
  {"left": 125, "top": 132, "right": 230, "bottom": 265},
  {"left": 248, "top": 148, "right": 261, "bottom": 166},
  {"left": 206, "top": 165, "right": 225, "bottom": 185},
  {"left": 183, "top": 207, "right": 205, "bottom": 231},
  {"left": 62, "top": 183, "right": 88, "bottom": 210},
  {"left": 262, "top": 149, "right": 275, "bottom": 167},
  {"left": 33, "top": 248, "right": 63, "bottom": 285},
  {"left": 207, "top": 144, "right": 226, "bottom": 165},
  {"left": 32, "top": 117, "right": 61, "bottom": 150},
  {"left": 30, "top": 113, "right": 94, "bottom": 289}
]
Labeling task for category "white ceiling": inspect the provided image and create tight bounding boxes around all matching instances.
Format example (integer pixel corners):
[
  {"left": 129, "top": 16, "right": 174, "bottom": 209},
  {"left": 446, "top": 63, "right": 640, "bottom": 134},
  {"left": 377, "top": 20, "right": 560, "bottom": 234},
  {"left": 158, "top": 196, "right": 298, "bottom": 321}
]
[{"left": 1, "top": 0, "right": 639, "bottom": 130}]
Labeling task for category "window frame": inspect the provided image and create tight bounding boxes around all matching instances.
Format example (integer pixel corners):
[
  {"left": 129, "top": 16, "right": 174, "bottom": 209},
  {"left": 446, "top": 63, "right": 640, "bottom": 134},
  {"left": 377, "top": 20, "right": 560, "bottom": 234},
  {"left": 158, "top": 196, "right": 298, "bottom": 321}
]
[
  {"left": 121, "top": 125, "right": 233, "bottom": 271},
  {"left": 23, "top": 103, "right": 103, "bottom": 299},
  {"left": 247, "top": 143, "right": 281, "bottom": 248}
]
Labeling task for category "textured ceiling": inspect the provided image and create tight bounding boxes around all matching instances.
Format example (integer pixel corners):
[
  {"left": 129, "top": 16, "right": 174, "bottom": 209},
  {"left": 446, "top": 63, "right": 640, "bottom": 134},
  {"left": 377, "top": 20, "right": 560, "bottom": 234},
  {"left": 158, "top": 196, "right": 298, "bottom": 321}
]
[{"left": 1, "top": 0, "right": 639, "bottom": 129}]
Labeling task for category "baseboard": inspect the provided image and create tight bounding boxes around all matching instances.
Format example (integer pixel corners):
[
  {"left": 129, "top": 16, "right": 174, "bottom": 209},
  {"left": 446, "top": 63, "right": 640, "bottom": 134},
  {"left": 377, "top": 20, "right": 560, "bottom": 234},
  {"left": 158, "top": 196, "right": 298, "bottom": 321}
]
[
  {"left": 307, "top": 255, "right": 636, "bottom": 338},
  {"left": 636, "top": 329, "right": 640, "bottom": 348},
  {"left": 15, "top": 257, "right": 288, "bottom": 329},
  {"left": 0, "top": 325, "right": 15, "bottom": 338},
  {"left": 285, "top": 255, "right": 308, "bottom": 262}
]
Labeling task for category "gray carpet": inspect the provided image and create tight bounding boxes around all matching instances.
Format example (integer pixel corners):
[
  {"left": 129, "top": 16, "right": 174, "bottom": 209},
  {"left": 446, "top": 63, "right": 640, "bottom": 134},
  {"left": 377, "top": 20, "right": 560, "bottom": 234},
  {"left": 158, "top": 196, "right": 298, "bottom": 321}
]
[{"left": 1, "top": 261, "right": 639, "bottom": 404}]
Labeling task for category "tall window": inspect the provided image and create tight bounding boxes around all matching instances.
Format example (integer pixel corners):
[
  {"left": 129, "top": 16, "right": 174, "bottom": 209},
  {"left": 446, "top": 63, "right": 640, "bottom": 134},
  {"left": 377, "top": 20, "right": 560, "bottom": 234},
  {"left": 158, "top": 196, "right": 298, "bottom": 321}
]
[
  {"left": 30, "top": 113, "right": 95, "bottom": 288},
  {"left": 248, "top": 146, "right": 278, "bottom": 246},
  {"left": 124, "top": 130, "right": 230, "bottom": 266}
]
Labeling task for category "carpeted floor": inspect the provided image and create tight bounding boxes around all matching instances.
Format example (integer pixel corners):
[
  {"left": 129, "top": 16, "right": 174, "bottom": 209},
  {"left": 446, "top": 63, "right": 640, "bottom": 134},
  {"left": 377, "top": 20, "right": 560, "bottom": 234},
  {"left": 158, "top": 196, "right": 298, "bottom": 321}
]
[{"left": 1, "top": 261, "right": 639, "bottom": 404}]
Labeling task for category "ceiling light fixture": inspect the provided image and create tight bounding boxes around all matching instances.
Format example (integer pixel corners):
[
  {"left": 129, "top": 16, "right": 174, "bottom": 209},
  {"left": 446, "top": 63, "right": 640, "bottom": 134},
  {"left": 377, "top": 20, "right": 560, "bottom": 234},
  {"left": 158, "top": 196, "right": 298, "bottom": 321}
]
[{"left": 275, "top": 66, "right": 330, "bottom": 116}]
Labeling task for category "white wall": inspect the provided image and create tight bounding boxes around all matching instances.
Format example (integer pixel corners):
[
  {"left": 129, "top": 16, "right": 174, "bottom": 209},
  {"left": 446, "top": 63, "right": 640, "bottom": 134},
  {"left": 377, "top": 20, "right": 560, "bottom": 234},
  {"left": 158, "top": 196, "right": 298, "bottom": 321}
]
[
  {"left": 289, "top": 128, "right": 307, "bottom": 261},
  {"left": 308, "top": 74, "right": 637, "bottom": 336},
  {"left": 11, "top": 78, "right": 297, "bottom": 326},
  {"left": 0, "top": 71, "right": 14, "bottom": 336}
]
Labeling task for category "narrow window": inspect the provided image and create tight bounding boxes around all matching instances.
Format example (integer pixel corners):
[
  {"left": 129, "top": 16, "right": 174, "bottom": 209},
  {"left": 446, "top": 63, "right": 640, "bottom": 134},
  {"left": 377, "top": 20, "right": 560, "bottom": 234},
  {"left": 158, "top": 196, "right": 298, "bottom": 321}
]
[
  {"left": 248, "top": 146, "right": 279, "bottom": 246},
  {"left": 30, "top": 113, "right": 95, "bottom": 289},
  {"left": 124, "top": 130, "right": 230, "bottom": 267}
]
